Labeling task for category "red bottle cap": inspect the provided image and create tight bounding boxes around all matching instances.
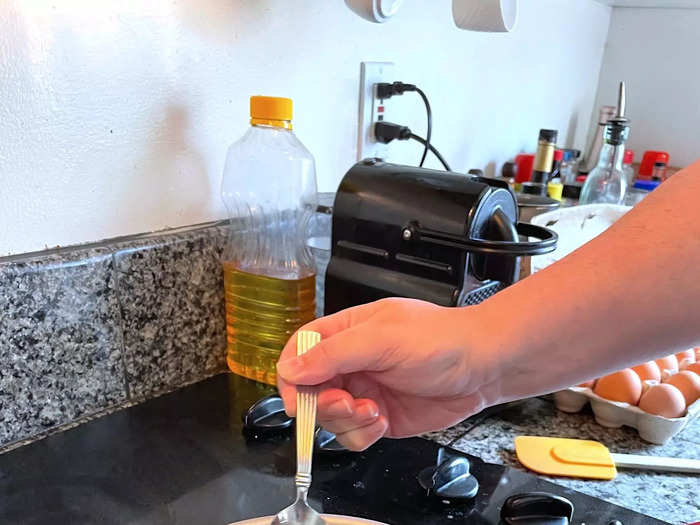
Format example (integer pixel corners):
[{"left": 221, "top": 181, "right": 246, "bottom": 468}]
[
  {"left": 639, "top": 151, "right": 669, "bottom": 177},
  {"left": 553, "top": 149, "right": 564, "bottom": 162},
  {"left": 623, "top": 150, "right": 634, "bottom": 165},
  {"left": 576, "top": 175, "right": 587, "bottom": 183}
]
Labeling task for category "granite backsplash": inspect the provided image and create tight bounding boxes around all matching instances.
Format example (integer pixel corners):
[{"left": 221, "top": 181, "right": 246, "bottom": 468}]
[{"left": 0, "top": 222, "right": 232, "bottom": 450}]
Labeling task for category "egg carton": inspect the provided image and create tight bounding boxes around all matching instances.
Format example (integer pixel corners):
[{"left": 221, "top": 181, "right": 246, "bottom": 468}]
[{"left": 554, "top": 386, "right": 700, "bottom": 445}]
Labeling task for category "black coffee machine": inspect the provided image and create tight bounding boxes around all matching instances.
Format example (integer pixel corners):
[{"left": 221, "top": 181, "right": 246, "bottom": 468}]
[{"left": 324, "top": 159, "right": 557, "bottom": 315}]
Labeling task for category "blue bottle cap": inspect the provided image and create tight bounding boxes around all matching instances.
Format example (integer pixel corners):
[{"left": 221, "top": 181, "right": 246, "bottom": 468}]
[{"left": 633, "top": 179, "right": 660, "bottom": 192}]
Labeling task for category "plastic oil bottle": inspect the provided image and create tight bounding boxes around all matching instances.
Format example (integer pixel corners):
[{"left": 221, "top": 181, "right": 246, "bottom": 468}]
[{"left": 221, "top": 96, "right": 317, "bottom": 385}]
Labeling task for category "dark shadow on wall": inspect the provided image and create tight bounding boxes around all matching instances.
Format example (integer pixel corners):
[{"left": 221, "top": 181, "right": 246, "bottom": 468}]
[
  {"left": 566, "top": 111, "right": 579, "bottom": 149},
  {"left": 116, "top": 103, "right": 211, "bottom": 234}
]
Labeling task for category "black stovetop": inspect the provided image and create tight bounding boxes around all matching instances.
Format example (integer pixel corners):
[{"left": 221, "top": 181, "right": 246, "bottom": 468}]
[{"left": 0, "top": 374, "right": 666, "bottom": 524}]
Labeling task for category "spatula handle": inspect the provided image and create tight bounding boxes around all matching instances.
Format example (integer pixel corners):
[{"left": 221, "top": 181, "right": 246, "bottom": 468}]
[
  {"left": 610, "top": 453, "right": 700, "bottom": 474},
  {"left": 295, "top": 330, "right": 322, "bottom": 489}
]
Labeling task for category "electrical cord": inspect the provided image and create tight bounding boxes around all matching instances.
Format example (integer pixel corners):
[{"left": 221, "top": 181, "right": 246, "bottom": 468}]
[
  {"left": 373, "top": 121, "right": 451, "bottom": 171},
  {"left": 408, "top": 133, "right": 450, "bottom": 171},
  {"left": 412, "top": 87, "right": 432, "bottom": 167},
  {"left": 376, "top": 81, "right": 432, "bottom": 168}
]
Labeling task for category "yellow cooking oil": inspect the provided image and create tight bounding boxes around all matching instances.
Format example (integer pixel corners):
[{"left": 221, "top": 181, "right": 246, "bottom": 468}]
[{"left": 223, "top": 262, "right": 316, "bottom": 385}]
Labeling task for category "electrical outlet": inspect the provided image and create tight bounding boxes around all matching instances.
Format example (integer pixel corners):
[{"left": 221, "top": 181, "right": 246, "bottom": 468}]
[{"left": 357, "top": 61, "right": 394, "bottom": 161}]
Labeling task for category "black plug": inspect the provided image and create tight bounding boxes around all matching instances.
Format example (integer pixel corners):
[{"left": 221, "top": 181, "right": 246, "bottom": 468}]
[
  {"left": 376, "top": 81, "right": 417, "bottom": 100},
  {"left": 373, "top": 122, "right": 452, "bottom": 171},
  {"left": 374, "top": 121, "right": 411, "bottom": 144},
  {"left": 375, "top": 81, "right": 432, "bottom": 168}
]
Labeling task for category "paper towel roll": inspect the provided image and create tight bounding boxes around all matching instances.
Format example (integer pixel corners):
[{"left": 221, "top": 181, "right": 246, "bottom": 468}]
[{"left": 452, "top": 0, "right": 519, "bottom": 32}]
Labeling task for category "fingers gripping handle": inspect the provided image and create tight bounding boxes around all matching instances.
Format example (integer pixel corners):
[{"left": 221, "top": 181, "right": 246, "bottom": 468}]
[{"left": 295, "top": 330, "right": 321, "bottom": 489}]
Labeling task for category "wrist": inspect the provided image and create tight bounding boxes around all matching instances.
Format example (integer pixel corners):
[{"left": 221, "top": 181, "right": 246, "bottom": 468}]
[{"left": 445, "top": 303, "right": 515, "bottom": 408}]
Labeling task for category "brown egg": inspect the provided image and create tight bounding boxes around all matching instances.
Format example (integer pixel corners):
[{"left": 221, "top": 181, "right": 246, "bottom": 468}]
[
  {"left": 632, "top": 361, "right": 661, "bottom": 382},
  {"left": 665, "top": 371, "right": 700, "bottom": 406},
  {"left": 638, "top": 384, "right": 686, "bottom": 418},
  {"left": 594, "top": 369, "right": 642, "bottom": 405},
  {"left": 685, "top": 362, "right": 700, "bottom": 375},
  {"left": 679, "top": 357, "right": 695, "bottom": 371},
  {"left": 640, "top": 379, "right": 659, "bottom": 397},
  {"left": 655, "top": 355, "right": 679, "bottom": 375},
  {"left": 675, "top": 349, "right": 696, "bottom": 365},
  {"left": 577, "top": 380, "right": 596, "bottom": 389}
]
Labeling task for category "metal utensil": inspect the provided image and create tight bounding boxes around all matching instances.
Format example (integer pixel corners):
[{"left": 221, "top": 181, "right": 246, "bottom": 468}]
[
  {"left": 231, "top": 516, "right": 386, "bottom": 525},
  {"left": 271, "top": 330, "right": 327, "bottom": 525}
]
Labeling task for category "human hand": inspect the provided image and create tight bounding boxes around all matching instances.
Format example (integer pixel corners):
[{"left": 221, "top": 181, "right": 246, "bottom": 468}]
[{"left": 276, "top": 298, "right": 499, "bottom": 451}]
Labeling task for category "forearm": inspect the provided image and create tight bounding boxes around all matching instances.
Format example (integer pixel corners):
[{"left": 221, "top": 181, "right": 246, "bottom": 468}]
[{"left": 474, "top": 160, "right": 700, "bottom": 404}]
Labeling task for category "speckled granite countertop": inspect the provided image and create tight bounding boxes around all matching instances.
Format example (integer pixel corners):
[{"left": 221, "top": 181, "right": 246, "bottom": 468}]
[
  {"left": 424, "top": 396, "right": 699, "bottom": 524},
  {"left": 0, "top": 222, "right": 230, "bottom": 450}
]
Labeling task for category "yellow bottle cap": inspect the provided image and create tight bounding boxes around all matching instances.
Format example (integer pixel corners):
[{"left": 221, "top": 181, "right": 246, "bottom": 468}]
[
  {"left": 250, "top": 96, "right": 293, "bottom": 129},
  {"left": 547, "top": 181, "right": 564, "bottom": 201}
]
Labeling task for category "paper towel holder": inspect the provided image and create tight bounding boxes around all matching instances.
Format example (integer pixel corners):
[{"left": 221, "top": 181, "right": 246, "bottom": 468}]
[
  {"left": 452, "top": 0, "right": 519, "bottom": 32},
  {"left": 344, "top": 0, "right": 404, "bottom": 23}
]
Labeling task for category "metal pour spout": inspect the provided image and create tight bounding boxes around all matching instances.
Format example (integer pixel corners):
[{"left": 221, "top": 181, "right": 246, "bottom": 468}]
[{"left": 616, "top": 81, "right": 626, "bottom": 119}]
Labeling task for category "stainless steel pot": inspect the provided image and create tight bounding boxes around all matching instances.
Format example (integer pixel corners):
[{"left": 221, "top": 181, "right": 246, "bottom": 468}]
[
  {"left": 516, "top": 193, "right": 560, "bottom": 223},
  {"left": 516, "top": 193, "right": 559, "bottom": 280}
]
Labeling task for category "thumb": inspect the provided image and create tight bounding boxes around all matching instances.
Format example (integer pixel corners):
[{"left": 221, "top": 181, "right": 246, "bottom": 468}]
[{"left": 277, "top": 324, "right": 389, "bottom": 385}]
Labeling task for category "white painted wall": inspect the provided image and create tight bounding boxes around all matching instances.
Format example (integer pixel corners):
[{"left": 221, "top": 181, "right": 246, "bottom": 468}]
[
  {"left": 594, "top": 7, "right": 700, "bottom": 168},
  {"left": 0, "top": 0, "right": 611, "bottom": 256}
]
